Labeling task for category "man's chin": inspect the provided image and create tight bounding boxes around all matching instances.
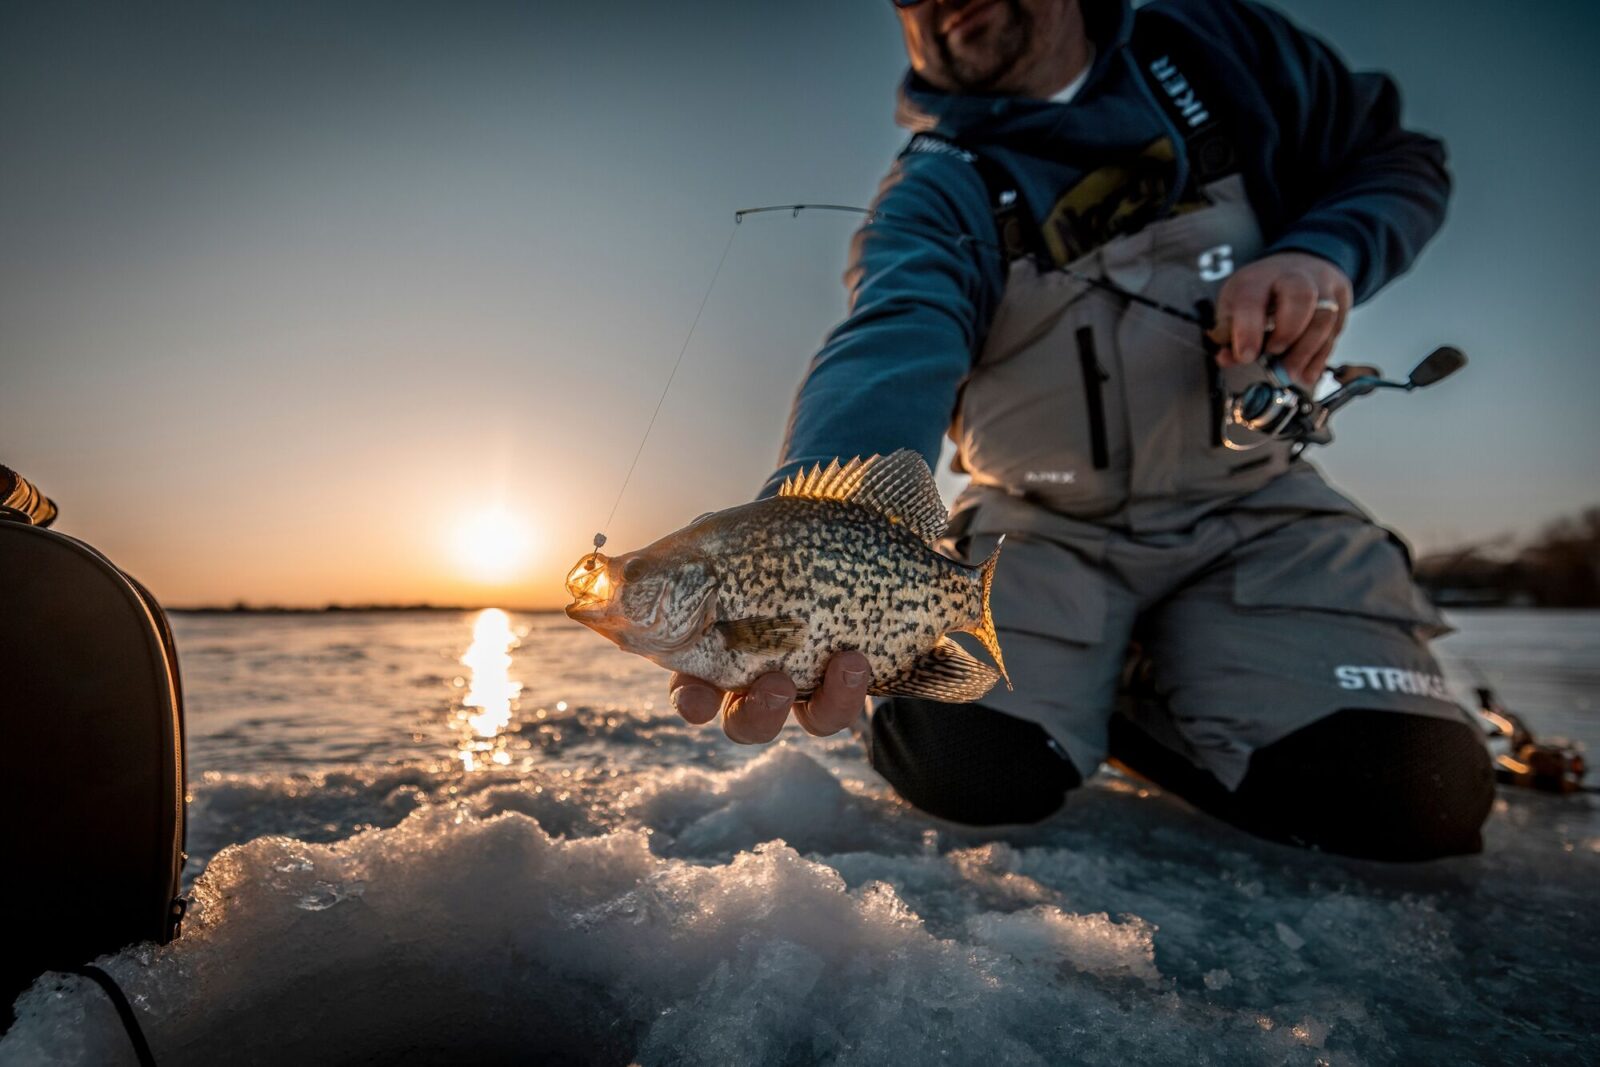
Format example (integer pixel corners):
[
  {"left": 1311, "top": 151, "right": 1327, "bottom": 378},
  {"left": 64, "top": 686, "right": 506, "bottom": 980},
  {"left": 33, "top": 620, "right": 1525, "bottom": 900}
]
[
  {"left": 937, "top": 1, "right": 1028, "bottom": 92},
  {"left": 944, "top": 40, "right": 1023, "bottom": 91},
  {"left": 951, "top": 62, "right": 1010, "bottom": 92}
]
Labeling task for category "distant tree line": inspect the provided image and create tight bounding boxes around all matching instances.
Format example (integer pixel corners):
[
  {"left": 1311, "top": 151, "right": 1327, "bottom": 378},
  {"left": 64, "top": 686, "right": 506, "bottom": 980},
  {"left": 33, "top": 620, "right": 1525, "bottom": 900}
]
[{"left": 1416, "top": 506, "right": 1600, "bottom": 607}]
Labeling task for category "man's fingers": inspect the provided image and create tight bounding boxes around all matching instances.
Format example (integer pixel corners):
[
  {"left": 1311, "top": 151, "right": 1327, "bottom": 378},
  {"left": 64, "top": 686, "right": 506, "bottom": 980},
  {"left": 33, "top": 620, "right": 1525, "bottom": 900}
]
[
  {"left": 722, "top": 672, "right": 796, "bottom": 744},
  {"left": 1330, "top": 301, "right": 1350, "bottom": 371},
  {"left": 1216, "top": 273, "right": 1272, "bottom": 367},
  {"left": 668, "top": 673, "right": 723, "bottom": 725},
  {"left": 794, "top": 651, "right": 873, "bottom": 737},
  {"left": 676, "top": 658, "right": 868, "bottom": 744},
  {"left": 1279, "top": 303, "right": 1338, "bottom": 385},
  {"left": 1264, "top": 271, "right": 1318, "bottom": 357},
  {"left": 1300, "top": 335, "right": 1339, "bottom": 387}
]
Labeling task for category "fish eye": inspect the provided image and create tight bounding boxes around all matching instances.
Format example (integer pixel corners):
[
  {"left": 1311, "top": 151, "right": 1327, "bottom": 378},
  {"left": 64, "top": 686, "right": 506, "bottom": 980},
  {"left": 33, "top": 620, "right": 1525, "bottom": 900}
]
[{"left": 622, "top": 557, "right": 651, "bottom": 582}]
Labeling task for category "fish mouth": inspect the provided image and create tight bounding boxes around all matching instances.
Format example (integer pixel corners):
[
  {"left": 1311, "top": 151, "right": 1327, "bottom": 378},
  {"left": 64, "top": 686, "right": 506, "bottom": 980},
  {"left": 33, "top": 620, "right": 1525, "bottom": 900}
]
[
  {"left": 564, "top": 585, "right": 642, "bottom": 627},
  {"left": 566, "top": 582, "right": 715, "bottom": 655},
  {"left": 564, "top": 598, "right": 609, "bottom": 623},
  {"left": 563, "top": 580, "right": 667, "bottom": 627}
]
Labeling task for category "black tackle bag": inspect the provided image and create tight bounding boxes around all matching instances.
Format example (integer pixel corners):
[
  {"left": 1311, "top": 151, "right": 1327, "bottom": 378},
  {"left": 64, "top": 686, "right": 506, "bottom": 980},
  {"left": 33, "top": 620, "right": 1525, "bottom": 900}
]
[{"left": 0, "top": 465, "right": 186, "bottom": 1024}]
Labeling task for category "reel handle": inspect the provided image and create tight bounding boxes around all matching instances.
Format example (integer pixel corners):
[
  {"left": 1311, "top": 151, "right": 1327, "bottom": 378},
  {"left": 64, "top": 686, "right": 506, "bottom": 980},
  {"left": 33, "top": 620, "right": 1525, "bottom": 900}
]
[{"left": 1408, "top": 345, "right": 1467, "bottom": 389}]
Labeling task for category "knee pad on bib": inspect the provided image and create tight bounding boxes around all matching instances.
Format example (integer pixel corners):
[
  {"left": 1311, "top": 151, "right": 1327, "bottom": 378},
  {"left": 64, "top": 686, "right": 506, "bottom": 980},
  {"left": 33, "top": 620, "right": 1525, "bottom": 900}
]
[
  {"left": 866, "top": 696, "right": 1082, "bottom": 826},
  {"left": 1237, "top": 708, "right": 1496, "bottom": 861}
]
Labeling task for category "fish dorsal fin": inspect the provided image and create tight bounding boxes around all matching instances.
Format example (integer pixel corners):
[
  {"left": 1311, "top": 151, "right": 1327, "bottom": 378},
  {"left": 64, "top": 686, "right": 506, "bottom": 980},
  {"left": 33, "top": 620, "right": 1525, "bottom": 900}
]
[{"left": 778, "top": 450, "right": 947, "bottom": 543}]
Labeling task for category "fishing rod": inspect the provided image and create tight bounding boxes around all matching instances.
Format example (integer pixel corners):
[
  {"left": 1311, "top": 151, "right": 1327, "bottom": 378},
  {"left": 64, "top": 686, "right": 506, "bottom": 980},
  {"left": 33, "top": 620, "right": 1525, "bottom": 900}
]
[
  {"left": 588, "top": 202, "right": 1211, "bottom": 555},
  {"left": 590, "top": 201, "right": 1462, "bottom": 541},
  {"left": 736, "top": 203, "right": 1210, "bottom": 328}
]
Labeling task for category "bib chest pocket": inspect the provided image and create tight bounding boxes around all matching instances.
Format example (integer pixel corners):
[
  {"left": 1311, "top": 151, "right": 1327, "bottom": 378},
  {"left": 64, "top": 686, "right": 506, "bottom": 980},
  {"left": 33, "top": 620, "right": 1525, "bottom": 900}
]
[
  {"left": 956, "top": 173, "right": 1290, "bottom": 520},
  {"left": 1100, "top": 176, "right": 1293, "bottom": 502},
  {"left": 957, "top": 260, "right": 1131, "bottom": 516}
]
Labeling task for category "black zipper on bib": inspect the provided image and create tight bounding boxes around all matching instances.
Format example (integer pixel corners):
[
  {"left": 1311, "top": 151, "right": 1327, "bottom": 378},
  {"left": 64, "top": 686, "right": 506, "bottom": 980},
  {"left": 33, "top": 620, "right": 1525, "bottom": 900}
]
[
  {"left": 1196, "top": 299, "right": 1225, "bottom": 447},
  {"left": 1075, "top": 327, "right": 1110, "bottom": 470}
]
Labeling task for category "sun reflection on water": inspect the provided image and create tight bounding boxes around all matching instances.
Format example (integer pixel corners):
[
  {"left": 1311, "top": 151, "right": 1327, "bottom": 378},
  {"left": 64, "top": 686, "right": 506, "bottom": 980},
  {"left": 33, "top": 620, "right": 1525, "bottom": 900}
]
[{"left": 457, "top": 608, "right": 524, "bottom": 771}]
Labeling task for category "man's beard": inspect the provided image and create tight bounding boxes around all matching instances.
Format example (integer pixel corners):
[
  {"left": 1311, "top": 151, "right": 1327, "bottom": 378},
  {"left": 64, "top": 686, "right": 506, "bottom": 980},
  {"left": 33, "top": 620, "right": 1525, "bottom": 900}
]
[{"left": 935, "top": 0, "right": 1033, "bottom": 93}]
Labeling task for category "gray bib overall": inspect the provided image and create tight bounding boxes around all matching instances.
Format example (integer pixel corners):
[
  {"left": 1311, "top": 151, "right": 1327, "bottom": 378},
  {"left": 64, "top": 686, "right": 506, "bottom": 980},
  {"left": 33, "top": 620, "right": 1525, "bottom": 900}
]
[
  {"left": 953, "top": 174, "right": 1290, "bottom": 529},
  {"left": 933, "top": 172, "right": 1467, "bottom": 789}
]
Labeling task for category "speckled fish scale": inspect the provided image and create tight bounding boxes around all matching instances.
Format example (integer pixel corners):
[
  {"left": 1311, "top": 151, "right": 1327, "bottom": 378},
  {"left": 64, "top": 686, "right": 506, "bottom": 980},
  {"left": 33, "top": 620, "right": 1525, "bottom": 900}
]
[{"left": 565, "top": 451, "right": 1010, "bottom": 702}]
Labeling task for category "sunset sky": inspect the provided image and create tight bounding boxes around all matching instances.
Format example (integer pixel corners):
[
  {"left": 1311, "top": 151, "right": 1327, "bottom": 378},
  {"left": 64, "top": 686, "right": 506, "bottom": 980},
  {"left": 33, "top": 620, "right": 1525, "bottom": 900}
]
[{"left": 4, "top": 0, "right": 1597, "bottom": 609}]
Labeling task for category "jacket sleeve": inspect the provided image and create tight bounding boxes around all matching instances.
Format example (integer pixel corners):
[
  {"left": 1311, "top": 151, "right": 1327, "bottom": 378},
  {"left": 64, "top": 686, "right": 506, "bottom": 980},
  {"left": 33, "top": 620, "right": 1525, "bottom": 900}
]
[
  {"left": 1232, "top": 1, "right": 1452, "bottom": 303},
  {"left": 758, "top": 154, "right": 1005, "bottom": 498}
]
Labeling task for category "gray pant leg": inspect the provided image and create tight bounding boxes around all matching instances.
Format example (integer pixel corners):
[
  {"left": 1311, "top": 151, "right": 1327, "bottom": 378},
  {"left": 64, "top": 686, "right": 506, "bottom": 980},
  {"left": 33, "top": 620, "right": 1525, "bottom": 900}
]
[
  {"left": 1139, "top": 512, "right": 1473, "bottom": 789},
  {"left": 945, "top": 533, "right": 1136, "bottom": 780}
]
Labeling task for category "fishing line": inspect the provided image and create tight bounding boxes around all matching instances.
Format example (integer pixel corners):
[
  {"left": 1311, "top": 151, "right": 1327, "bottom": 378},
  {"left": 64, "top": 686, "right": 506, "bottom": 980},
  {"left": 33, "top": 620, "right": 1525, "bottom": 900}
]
[
  {"left": 589, "top": 200, "right": 1212, "bottom": 555},
  {"left": 594, "top": 222, "right": 740, "bottom": 551}
]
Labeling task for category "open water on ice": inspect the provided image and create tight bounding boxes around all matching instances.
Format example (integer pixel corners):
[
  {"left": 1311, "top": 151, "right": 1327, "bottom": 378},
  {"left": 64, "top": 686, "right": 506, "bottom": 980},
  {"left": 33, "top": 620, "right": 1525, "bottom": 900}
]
[{"left": 3, "top": 609, "right": 1596, "bottom": 1065}]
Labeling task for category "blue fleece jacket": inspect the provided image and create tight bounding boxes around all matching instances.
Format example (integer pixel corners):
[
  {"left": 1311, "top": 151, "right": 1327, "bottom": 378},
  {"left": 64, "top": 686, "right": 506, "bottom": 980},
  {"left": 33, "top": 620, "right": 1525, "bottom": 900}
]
[{"left": 761, "top": 0, "right": 1450, "bottom": 498}]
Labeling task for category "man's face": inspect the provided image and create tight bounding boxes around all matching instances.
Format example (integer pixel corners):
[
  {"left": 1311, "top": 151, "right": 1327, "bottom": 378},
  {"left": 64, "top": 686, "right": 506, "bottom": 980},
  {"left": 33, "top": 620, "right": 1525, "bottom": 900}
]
[{"left": 897, "top": 0, "right": 1070, "bottom": 95}]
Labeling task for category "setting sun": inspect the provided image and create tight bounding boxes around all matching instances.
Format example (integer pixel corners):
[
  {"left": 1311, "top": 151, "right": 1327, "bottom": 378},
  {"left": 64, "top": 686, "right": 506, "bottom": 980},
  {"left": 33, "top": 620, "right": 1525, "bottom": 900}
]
[{"left": 452, "top": 508, "right": 536, "bottom": 584}]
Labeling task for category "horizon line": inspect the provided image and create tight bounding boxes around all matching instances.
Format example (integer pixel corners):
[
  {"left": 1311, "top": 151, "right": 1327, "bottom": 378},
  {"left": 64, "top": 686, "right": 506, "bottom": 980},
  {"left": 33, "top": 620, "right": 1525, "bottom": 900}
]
[{"left": 167, "top": 603, "right": 568, "bottom": 615}]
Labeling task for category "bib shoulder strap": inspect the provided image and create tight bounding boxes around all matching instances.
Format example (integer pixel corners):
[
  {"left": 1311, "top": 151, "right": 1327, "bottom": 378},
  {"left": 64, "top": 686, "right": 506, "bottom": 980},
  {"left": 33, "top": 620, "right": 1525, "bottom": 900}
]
[{"left": 1128, "top": 13, "right": 1241, "bottom": 187}]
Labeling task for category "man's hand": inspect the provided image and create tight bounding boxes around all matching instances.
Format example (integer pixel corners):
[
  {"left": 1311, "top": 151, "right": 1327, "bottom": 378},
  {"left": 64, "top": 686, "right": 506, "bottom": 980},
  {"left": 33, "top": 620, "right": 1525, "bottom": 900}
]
[
  {"left": 1208, "top": 252, "right": 1353, "bottom": 387},
  {"left": 668, "top": 651, "right": 873, "bottom": 744}
]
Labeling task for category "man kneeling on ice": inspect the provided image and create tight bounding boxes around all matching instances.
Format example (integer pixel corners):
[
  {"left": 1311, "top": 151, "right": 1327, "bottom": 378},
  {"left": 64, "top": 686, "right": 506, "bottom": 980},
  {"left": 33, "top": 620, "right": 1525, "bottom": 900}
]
[{"left": 669, "top": 0, "right": 1493, "bottom": 860}]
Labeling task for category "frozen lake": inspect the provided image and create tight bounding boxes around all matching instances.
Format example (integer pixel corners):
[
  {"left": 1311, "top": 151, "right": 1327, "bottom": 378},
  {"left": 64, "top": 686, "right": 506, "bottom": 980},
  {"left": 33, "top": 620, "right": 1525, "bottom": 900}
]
[{"left": 4, "top": 609, "right": 1596, "bottom": 1064}]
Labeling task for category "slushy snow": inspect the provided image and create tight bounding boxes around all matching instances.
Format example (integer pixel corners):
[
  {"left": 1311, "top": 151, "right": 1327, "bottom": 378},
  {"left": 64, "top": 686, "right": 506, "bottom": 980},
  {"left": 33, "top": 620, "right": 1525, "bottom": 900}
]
[
  {"left": 3, "top": 609, "right": 1596, "bottom": 1064},
  {"left": 4, "top": 744, "right": 1596, "bottom": 1065}
]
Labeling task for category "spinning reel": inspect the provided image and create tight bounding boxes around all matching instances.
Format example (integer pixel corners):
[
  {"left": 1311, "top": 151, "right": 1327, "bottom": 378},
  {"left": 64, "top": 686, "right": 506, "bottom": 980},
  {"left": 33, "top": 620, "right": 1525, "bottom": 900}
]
[{"left": 1222, "top": 345, "right": 1469, "bottom": 452}]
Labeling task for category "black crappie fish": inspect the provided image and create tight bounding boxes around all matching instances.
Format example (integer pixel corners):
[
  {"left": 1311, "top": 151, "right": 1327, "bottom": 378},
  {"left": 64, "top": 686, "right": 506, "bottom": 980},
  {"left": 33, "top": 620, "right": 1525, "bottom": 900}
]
[{"left": 564, "top": 450, "right": 1010, "bottom": 702}]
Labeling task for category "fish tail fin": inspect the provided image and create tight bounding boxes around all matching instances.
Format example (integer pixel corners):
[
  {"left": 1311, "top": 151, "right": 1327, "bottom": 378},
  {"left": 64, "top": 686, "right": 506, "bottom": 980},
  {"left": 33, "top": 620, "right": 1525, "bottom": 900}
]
[{"left": 967, "top": 536, "right": 1011, "bottom": 691}]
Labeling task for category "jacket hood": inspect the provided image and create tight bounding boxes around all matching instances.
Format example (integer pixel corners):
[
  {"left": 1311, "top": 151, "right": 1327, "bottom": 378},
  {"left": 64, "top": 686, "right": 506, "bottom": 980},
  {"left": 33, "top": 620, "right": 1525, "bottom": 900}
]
[{"left": 894, "top": 0, "right": 1135, "bottom": 146}]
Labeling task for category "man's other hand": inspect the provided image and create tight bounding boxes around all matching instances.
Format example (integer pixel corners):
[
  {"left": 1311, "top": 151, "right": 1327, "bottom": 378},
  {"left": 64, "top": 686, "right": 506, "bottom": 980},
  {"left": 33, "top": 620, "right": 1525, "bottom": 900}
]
[
  {"left": 667, "top": 651, "right": 873, "bottom": 744},
  {"left": 1208, "top": 252, "right": 1353, "bottom": 387}
]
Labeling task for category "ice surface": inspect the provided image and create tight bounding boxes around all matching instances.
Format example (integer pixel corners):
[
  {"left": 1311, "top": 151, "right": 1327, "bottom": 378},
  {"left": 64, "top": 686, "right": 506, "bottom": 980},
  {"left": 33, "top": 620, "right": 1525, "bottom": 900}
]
[
  {"left": 2, "top": 610, "right": 1596, "bottom": 1064},
  {"left": 6, "top": 745, "right": 1597, "bottom": 1066},
  {"left": 1274, "top": 922, "right": 1306, "bottom": 952},
  {"left": 965, "top": 907, "right": 1160, "bottom": 983}
]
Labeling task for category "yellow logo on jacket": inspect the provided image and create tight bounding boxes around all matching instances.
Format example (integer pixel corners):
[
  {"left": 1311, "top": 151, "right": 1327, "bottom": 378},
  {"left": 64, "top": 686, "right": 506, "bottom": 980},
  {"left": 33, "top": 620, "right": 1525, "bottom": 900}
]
[{"left": 1041, "top": 137, "right": 1210, "bottom": 265}]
